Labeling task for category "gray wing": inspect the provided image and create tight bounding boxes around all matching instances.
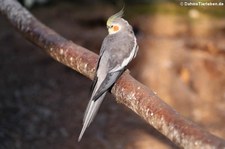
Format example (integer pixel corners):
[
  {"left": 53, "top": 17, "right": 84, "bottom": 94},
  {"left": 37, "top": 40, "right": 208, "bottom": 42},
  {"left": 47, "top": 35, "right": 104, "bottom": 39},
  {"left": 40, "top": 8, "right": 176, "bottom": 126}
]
[
  {"left": 89, "top": 37, "right": 111, "bottom": 93},
  {"left": 92, "top": 69, "right": 125, "bottom": 101}
]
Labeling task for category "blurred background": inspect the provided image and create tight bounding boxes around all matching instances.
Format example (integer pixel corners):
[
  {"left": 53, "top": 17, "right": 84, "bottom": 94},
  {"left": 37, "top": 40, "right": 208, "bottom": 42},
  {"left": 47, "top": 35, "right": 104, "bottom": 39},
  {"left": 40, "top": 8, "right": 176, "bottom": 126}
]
[{"left": 0, "top": 0, "right": 225, "bottom": 148}]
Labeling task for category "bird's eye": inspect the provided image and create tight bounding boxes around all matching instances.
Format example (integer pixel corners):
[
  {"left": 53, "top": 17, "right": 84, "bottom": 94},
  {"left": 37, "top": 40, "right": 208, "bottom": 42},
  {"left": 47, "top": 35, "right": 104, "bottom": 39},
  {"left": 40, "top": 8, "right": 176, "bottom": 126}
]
[{"left": 107, "top": 25, "right": 113, "bottom": 29}]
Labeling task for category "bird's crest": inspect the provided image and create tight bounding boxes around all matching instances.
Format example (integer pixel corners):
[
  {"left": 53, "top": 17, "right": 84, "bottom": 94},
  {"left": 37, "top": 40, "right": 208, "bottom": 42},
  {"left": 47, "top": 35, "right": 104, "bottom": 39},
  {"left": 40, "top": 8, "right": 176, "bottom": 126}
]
[{"left": 107, "top": 8, "right": 124, "bottom": 27}]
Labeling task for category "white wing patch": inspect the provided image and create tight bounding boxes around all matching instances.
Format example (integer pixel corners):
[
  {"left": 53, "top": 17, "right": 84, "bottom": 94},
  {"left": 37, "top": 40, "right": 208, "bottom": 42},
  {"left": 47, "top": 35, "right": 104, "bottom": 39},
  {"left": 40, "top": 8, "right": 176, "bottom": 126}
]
[{"left": 109, "top": 39, "right": 138, "bottom": 73}]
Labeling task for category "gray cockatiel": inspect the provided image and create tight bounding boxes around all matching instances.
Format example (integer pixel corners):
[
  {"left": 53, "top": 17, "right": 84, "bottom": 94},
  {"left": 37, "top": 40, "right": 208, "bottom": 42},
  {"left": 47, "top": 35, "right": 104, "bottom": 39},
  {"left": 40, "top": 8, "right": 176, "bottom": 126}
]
[{"left": 78, "top": 9, "right": 138, "bottom": 141}]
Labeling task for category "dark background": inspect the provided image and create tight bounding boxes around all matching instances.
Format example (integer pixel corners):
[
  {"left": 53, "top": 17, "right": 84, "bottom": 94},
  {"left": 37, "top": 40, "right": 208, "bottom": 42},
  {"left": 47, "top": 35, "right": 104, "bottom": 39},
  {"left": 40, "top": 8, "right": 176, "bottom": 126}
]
[{"left": 0, "top": 0, "right": 225, "bottom": 148}]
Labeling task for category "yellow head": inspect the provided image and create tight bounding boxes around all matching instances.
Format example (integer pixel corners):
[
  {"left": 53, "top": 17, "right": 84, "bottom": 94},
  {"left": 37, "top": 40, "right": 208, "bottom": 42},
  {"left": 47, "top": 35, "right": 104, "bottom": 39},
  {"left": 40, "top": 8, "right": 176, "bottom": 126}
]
[{"left": 106, "top": 9, "right": 124, "bottom": 34}]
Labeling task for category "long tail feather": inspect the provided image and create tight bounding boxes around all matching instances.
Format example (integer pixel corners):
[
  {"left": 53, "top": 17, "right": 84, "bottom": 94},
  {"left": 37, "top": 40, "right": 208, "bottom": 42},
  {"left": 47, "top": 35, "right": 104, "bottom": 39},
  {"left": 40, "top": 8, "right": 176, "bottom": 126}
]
[{"left": 78, "top": 92, "right": 107, "bottom": 141}]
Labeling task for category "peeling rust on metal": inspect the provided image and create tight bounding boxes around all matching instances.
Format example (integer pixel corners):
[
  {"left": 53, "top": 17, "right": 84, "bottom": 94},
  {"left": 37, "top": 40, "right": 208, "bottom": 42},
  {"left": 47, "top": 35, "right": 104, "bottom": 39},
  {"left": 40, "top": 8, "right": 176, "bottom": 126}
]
[{"left": 111, "top": 72, "right": 225, "bottom": 148}]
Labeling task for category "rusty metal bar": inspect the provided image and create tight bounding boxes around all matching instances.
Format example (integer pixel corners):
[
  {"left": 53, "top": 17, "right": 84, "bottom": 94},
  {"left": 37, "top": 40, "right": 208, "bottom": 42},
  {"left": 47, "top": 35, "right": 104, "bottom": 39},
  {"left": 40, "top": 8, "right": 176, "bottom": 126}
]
[{"left": 0, "top": 0, "right": 224, "bottom": 148}]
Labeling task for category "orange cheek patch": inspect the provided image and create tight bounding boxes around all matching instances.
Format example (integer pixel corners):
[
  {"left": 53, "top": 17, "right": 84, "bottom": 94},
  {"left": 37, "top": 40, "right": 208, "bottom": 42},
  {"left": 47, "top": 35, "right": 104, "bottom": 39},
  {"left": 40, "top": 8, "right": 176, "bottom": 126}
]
[{"left": 113, "top": 25, "right": 119, "bottom": 32}]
